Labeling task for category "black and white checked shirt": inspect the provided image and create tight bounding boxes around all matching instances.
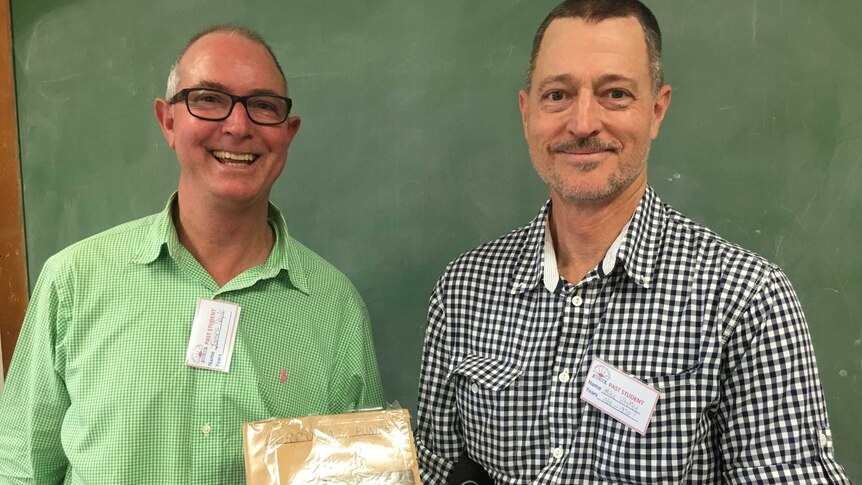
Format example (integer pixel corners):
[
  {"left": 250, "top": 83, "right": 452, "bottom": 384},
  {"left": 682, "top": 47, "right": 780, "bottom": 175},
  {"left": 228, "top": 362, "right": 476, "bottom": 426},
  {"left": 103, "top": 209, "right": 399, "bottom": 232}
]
[{"left": 415, "top": 186, "right": 849, "bottom": 484}]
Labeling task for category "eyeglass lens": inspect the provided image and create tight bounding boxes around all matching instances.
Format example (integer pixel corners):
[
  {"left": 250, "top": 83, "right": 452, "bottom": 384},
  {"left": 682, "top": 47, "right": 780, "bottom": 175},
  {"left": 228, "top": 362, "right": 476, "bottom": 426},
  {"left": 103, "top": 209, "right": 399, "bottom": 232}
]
[{"left": 186, "top": 89, "right": 289, "bottom": 124}]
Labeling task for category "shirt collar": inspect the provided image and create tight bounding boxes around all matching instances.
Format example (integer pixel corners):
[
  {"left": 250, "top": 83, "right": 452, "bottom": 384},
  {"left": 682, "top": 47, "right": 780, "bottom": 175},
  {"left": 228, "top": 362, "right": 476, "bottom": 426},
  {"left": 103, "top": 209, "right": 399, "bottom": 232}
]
[
  {"left": 129, "top": 192, "right": 179, "bottom": 265},
  {"left": 542, "top": 216, "right": 562, "bottom": 293},
  {"left": 130, "top": 193, "right": 309, "bottom": 294},
  {"left": 540, "top": 211, "right": 631, "bottom": 293},
  {"left": 512, "top": 185, "right": 664, "bottom": 294},
  {"left": 615, "top": 185, "right": 663, "bottom": 289},
  {"left": 509, "top": 202, "right": 549, "bottom": 294}
]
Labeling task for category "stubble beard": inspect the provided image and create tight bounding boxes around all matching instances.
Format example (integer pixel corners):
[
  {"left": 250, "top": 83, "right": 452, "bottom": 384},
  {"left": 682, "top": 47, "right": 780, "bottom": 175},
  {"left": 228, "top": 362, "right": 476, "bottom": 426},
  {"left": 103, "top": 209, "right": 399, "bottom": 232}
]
[{"left": 531, "top": 140, "right": 650, "bottom": 204}]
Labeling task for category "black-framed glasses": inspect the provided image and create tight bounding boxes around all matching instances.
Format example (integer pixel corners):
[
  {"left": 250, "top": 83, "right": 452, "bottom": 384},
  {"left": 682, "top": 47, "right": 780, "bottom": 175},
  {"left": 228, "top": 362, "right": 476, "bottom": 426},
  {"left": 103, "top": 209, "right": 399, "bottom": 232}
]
[{"left": 169, "top": 88, "right": 292, "bottom": 125}]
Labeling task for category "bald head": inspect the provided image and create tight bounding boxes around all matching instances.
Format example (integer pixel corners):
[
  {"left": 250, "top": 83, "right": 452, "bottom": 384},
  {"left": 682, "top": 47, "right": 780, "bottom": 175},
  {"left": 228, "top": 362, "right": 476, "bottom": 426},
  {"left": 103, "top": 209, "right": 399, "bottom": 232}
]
[{"left": 165, "top": 25, "right": 287, "bottom": 99}]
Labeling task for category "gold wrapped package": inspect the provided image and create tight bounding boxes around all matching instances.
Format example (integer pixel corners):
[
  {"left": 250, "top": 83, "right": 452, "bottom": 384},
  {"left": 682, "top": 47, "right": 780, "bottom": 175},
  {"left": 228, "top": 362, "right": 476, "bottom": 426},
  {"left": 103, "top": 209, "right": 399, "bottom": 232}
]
[{"left": 242, "top": 409, "right": 421, "bottom": 484}]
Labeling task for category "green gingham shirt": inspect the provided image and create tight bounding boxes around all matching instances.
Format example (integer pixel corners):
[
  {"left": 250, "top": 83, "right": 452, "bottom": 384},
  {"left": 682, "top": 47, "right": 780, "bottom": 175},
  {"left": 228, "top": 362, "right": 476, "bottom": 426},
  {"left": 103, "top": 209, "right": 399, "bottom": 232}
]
[{"left": 0, "top": 194, "right": 384, "bottom": 484}]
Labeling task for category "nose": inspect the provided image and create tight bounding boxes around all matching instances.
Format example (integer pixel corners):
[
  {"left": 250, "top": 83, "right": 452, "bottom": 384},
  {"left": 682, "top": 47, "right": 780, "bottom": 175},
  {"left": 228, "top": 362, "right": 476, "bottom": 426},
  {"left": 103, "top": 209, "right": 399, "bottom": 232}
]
[
  {"left": 221, "top": 100, "right": 253, "bottom": 138},
  {"left": 566, "top": 92, "right": 602, "bottom": 139}
]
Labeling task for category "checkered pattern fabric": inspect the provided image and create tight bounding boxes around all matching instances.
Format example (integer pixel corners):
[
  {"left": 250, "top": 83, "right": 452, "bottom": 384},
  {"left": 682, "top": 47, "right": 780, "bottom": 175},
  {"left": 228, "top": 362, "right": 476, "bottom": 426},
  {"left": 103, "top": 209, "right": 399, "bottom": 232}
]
[
  {"left": 0, "top": 194, "right": 384, "bottom": 484},
  {"left": 416, "top": 186, "right": 849, "bottom": 484}
]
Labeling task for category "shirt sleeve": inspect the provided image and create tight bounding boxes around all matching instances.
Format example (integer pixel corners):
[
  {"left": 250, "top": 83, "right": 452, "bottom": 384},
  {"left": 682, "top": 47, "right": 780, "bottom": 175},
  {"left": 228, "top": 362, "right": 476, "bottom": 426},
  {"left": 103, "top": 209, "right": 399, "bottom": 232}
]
[
  {"left": 0, "top": 258, "right": 71, "bottom": 484},
  {"left": 415, "top": 278, "right": 461, "bottom": 485},
  {"left": 718, "top": 268, "right": 850, "bottom": 484},
  {"left": 327, "top": 284, "right": 385, "bottom": 413}
]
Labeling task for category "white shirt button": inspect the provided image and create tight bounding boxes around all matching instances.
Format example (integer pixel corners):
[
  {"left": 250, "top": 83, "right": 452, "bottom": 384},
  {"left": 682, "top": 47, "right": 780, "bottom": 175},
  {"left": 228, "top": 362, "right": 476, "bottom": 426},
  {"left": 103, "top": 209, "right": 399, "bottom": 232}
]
[
  {"left": 552, "top": 447, "right": 565, "bottom": 459},
  {"left": 570, "top": 295, "right": 583, "bottom": 307},
  {"left": 558, "top": 371, "right": 570, "bottom": 383},
  {"left": 470, "top": 383, "right": 479, "bottom": 393},
  {"left": 201, "top": 424, "right": 212, "bottom": 435},
  {"left": 819, "top": 431, "right": 829, "bottom": 447}
]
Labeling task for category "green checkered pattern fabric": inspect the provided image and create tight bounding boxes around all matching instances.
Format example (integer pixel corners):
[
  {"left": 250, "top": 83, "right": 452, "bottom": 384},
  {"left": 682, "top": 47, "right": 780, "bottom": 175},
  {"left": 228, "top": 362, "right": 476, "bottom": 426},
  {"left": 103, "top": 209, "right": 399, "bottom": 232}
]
[{"left": 0, "top": 194, "right": 384, "bottom": 484}]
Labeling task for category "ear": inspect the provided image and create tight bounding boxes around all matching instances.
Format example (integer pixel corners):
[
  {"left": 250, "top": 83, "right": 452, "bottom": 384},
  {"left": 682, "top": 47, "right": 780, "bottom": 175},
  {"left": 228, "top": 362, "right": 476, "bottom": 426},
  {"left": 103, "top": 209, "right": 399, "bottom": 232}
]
[
  {"left": 283, "top": 115, "right": 302, "bottom": 147},
  {"left": 649, "top": 84, "right": 672, "bottom": 140},
  {"left": 518, "top": 89, "right": 530, "bottom": 139},
  {"left": 154, "top": 98, "right": 177, "bottom": 149}
]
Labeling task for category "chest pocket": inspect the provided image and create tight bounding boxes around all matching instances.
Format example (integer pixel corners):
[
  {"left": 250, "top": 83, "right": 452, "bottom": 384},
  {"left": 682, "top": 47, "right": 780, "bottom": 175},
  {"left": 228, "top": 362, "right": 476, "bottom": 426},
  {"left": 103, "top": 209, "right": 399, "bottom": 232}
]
[
  {"left": 448, "top": 354, "right": 522, "bottom": 391},
  {"left": 447, "top": 354, "right": 523, "bottom": 469},
  {"left": 592, "top": 364, "right": 710, "bottom": 483}
]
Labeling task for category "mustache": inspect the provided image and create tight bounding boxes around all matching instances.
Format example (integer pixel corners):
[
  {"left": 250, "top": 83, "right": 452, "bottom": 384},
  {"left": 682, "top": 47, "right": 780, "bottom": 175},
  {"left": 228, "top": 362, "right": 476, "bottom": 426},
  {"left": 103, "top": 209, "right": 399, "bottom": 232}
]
[{"left": 549, "top": 137, "right": 621, "bottom": 153}]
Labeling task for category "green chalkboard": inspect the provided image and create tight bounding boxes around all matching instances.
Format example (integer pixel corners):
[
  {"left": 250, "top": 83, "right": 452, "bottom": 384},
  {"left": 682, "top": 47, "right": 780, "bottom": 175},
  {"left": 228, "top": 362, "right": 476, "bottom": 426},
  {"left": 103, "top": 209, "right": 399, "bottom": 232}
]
[{"left": 11, "top": 0, "right": 861, "bottom": 479}]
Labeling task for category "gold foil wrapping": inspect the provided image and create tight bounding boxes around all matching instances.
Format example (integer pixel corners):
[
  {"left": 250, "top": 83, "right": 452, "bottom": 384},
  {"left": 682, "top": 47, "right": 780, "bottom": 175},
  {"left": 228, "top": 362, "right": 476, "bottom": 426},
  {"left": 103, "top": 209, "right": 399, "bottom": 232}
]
[{"left": 243, "top": 409, "right": 420, "bottom": 484}]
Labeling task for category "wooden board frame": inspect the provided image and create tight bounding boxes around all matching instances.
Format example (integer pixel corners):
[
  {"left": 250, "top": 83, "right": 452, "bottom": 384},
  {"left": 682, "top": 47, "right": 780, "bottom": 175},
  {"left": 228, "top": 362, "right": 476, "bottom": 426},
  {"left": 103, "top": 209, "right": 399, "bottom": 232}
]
[{"left": 0, "top": 0, "right": 28, "bottom": 377}]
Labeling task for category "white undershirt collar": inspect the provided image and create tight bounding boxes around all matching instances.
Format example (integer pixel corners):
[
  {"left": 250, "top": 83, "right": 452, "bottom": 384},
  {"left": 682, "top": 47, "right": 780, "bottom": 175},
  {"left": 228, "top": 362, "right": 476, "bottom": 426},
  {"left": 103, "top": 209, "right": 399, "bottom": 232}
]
[{"left": 542, "top": 217, "right": 631, "bottom": 293}]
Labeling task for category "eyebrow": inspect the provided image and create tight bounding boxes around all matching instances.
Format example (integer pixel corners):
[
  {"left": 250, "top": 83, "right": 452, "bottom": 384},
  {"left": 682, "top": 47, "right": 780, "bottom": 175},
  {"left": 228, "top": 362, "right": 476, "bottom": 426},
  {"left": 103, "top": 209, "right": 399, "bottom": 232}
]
[
  {"left": 534, "top": 73, "right": 640, "bottom": 92},
  {"left": 535, "top": 74, "right": 574, "bottom": 92},
  {"left": 192, "top": 80, "right": 284, "bottom": 97},
  {"left": 595, "top": 73, "right": 639, "bottom": 88}
]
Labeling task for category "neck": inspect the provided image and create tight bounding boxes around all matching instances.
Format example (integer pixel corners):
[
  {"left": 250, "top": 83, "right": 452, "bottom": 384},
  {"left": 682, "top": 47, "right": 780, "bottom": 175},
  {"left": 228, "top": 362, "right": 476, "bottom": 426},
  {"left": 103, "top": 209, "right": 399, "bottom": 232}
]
[
  {"left": 173, "top": 192, "right": 274, "bottom": 287},
  {"left": 549, "top": 179, "right": 646, "bottom": 283}
]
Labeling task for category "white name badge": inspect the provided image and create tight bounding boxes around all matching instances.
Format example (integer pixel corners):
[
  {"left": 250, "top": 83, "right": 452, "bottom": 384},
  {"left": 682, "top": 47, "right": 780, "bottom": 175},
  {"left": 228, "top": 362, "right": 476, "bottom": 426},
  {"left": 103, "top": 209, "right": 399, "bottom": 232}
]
[
  {"left": 185, "top": 298, "right": 241, "bottom": 373},
  {"left": 580, "top": 357, "right": 660, "bottom": 435}
]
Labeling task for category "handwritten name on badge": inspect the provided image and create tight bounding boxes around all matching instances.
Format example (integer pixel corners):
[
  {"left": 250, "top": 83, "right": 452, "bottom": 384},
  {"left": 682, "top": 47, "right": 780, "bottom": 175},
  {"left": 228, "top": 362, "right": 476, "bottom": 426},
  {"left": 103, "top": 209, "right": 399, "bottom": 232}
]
[
  {"left": 185, "top": 298, "right": 241, "bottom": 373},
  {"left": 580, "top": 357, "right": 659, "bottom": 436}
]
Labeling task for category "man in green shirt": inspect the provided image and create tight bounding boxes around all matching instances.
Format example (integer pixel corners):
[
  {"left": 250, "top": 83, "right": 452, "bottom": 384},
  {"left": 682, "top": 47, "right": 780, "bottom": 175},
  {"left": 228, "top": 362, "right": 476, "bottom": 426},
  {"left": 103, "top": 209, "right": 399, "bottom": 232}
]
[{"left": 0, "top": 26, "right": 384, "bottom": 483}]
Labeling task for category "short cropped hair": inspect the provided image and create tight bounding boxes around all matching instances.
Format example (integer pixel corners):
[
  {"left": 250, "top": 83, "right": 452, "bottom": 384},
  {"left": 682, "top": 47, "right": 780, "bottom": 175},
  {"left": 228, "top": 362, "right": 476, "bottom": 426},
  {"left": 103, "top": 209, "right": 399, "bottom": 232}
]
[
  {"left": 165, "top": 25, "right": 287, "bottom": 99},
  {"left": 526, "top": 0, "right": 663, "bottom": 93}
]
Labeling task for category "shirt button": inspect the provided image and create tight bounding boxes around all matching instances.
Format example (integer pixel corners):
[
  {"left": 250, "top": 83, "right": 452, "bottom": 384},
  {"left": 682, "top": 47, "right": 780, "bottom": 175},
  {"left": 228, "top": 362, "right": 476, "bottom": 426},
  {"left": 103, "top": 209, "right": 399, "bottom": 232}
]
[
  {"left": 558, "top": 371, "right": 570, "bottom": 383},
  {"left": 819, "top": 431, "right": 829, "bottom": 447},
  {"left": 470, "top": 383, "right": 480, "bottom": 393},
  {"left": 201, "top": 424, "right": 212, "bottom": 435},
  {"left": 552, "top": 447, "right": 565, "bottom": 459},
  {"left": 570, "top": 295, "right": 583, "bottom": 307}
]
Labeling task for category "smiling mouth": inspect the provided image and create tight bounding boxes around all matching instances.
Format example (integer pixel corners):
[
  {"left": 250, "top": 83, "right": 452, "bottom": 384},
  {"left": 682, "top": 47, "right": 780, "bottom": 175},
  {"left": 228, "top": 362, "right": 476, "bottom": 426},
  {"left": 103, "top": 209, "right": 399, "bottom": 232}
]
[
  {"left": 211, "top": 150, "right": 259, "bottom": 167},
  {"left": 563, "top": 149, "right": 608, "bottom": 155}
]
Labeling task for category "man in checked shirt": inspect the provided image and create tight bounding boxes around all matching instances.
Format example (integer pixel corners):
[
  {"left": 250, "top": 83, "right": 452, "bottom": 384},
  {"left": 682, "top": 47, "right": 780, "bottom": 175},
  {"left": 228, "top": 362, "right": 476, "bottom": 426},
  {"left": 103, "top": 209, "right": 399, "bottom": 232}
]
[{"left": 415, "top": 0, "right": 850, "bottom": 483}]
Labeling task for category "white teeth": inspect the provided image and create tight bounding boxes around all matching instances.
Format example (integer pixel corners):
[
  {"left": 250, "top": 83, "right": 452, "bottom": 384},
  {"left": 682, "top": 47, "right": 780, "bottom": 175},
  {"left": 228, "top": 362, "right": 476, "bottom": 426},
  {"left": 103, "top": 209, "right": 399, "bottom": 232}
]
[{"left": 211, "top": 150, "right": 257, "bottom": 162}]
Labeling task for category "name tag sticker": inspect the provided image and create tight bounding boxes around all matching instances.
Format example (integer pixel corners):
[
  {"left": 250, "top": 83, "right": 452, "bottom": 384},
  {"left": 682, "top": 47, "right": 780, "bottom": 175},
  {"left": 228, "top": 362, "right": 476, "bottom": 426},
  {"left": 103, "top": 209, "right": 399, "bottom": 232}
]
[
  {"left": 185, "top": 298, "right": 241, "bottom": 373},
  {"left": 580, "top": 357, "right": 659, "bottom": 435}
]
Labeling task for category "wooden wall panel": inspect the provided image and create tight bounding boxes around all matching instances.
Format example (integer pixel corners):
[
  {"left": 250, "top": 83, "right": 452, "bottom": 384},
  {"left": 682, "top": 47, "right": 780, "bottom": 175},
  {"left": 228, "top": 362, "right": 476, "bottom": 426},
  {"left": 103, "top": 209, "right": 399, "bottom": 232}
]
[{"left": 0, "top": 0, "right": 27, "bottom": 377}]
